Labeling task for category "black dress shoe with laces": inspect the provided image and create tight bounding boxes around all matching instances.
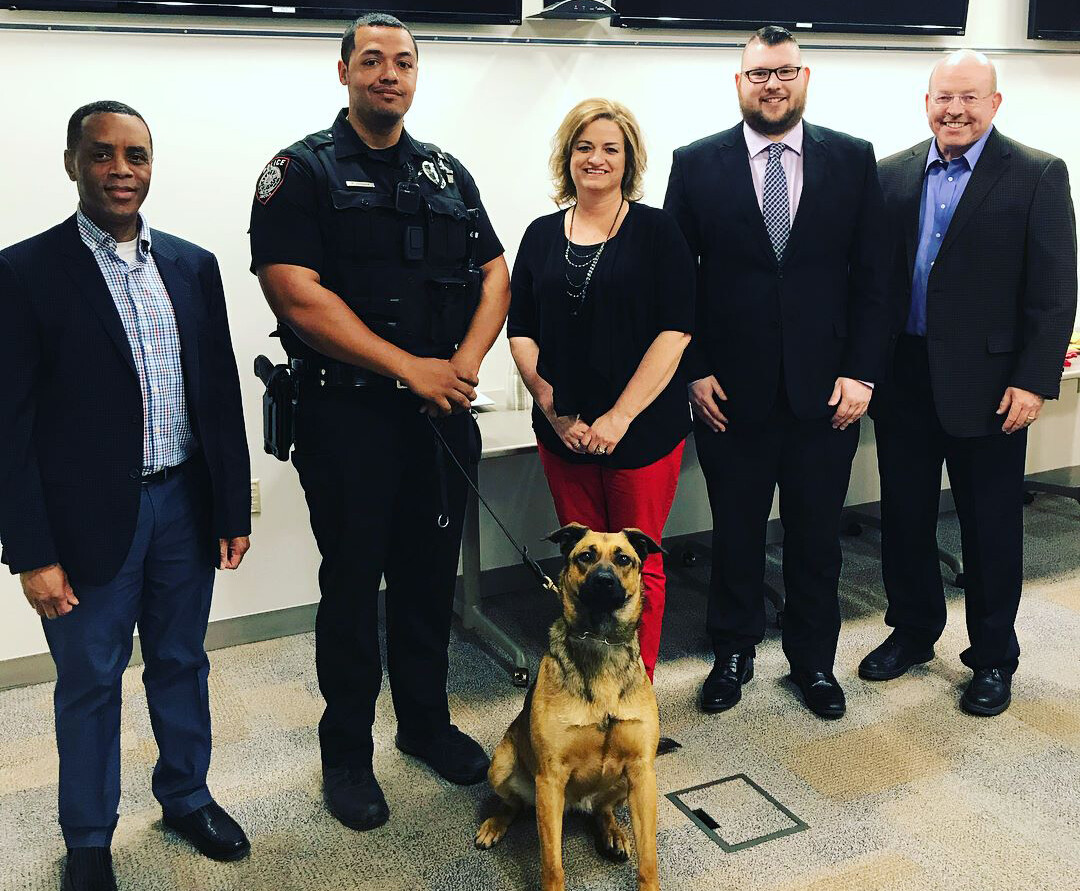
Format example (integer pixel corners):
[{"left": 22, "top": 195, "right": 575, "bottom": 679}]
[
  {"left": 858, "top": 633, "right": 935, "bottom": 681},
  {"left": 323, "top": 765, "right": 390, "bottom": 831},
  {"left": 162, "top": 801, "right": 250, "bottom": 861},
  {"left": 61, "top": 847, "right": 116, "bottom": 891},
  {"left": 789, "top": 669, "right": 846, "bottom": 719},
  {"left": 961, "top": 668, "right": 1012, "bottom": 716},
  {"left": 700, "top": 653, "right": 754, "bottom": 713},
  {"left": 396, "top": 724, "right": 490, "bottom": 785}
]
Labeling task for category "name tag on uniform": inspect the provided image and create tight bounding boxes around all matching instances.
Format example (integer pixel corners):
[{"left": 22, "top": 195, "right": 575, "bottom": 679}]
[{"left": 345, "top": 181, "right": 375, "bottom": 189}]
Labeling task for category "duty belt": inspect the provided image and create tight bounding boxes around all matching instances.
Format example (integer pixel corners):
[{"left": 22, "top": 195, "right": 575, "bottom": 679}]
[{"left": 289, "top": 358, "right": 402, "bottom": 390}]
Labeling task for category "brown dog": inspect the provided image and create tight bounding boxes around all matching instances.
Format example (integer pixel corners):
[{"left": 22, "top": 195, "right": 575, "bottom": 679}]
[{"left": 475, "top": 523, "right": 662, "bottom": 891}]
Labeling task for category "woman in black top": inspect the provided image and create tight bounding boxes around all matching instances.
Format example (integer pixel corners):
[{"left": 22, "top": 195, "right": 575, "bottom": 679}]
[{"left": 507, "top": 98, "right": 695, "bottom": 681}]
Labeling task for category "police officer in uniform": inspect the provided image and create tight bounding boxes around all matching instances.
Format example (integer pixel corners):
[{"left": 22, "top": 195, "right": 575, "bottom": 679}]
[{"left": 249, "top": 14, "right": 509, "bottom": 831}]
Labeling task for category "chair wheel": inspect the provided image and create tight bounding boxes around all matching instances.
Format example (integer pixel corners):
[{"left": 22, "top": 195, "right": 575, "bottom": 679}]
[
  {"left": 843, "top": 522, "right": 863, "bottom": 537},
  {"left": 953, "top": 573, "right": 966, "bottom": 589},
  {"left": 512, "top": 668, "right": 529, "bottom": 688}
]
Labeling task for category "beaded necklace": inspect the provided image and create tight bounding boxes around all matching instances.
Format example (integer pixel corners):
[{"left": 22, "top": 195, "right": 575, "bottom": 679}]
[{"left": 564, "top": 198, "right": 625, "bottom": 316}]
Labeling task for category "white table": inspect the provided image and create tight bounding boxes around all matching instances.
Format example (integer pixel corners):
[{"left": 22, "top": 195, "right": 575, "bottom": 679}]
[{"left": 1023, "top": 359, "right": 1080, "bottom": 505}]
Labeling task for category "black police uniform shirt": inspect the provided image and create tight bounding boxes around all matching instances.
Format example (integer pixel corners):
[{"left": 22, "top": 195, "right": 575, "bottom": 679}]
[{"left": 248, "top": 108, "right": 503, "bottom": 362}]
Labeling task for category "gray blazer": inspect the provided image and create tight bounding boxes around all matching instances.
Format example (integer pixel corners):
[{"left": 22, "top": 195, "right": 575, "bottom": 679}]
[{"left": 874, "top": 127, "right": 1077, "bottom": 437}]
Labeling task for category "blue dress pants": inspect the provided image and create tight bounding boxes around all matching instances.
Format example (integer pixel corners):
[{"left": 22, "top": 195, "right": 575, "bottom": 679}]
[{"left": 42, "top": 464, "right": 215, "bottom": 848}]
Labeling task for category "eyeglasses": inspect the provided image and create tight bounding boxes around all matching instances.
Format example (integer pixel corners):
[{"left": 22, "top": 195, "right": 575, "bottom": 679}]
[
  {"left": 930, "top": 93, "right": 993, "bottom": 107},
  {"left": 743, "top": 66, "right": 803, "bottom": 84}
]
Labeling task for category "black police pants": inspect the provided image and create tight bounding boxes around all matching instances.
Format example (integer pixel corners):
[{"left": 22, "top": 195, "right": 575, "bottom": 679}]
[{"left": 291, "top": 384, "right": 476, "bottom": 768}]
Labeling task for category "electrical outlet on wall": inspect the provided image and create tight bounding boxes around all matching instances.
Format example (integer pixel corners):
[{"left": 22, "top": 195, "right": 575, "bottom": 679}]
[{"left": 250, "top": 479, "right": 261, "bottom": 514}]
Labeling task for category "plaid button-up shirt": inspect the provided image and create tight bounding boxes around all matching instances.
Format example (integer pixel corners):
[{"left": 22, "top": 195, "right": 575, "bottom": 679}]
[{"left": 77, "top": 209, "right": 194, "bottom": 473}]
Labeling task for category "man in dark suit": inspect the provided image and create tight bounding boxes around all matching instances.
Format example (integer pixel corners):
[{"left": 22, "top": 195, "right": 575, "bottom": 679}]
[
  {"left": 664, "top": 26, "right": 890, "bottom": 719},
  {"left": 0, "top": 101, "right": 253, "bottom": 891},
  {"left": 863, "top": 51, "right": 1077, "bottom": 716}
]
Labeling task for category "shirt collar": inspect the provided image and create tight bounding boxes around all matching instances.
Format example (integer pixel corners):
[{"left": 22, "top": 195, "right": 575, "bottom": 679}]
[
  {"left": 331, "top": 108, "right": 427, "bottom": 162},
  {"left": 925, "top": 123, "right": 994, "bottom": 172},
  {"left": 76, "top": 207, "right": 152, "bottom": 258},
  {"left": 743, "top": 120, "right": 804, "bottom": 158}
]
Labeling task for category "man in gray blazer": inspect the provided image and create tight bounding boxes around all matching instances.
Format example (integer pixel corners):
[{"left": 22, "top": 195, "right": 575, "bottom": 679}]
[{"left": 864, "top": 51, "right": 1077, "bottom": 715}]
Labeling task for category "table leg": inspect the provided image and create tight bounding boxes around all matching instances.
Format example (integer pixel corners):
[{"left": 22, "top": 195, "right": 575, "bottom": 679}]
[{"left": 458, "top": 473, "right": 530, "bottom": 687}]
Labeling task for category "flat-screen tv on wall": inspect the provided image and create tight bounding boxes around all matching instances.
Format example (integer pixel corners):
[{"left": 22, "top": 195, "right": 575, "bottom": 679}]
[
  {"left": 613, "top": 1, "right": 970, "bottom": 36},
  {"left": 1028, "top": 0, "right": 1080, "bottom": 40},
  {"left": 8, "top": 1, "right": 522, "bottom": 26}
]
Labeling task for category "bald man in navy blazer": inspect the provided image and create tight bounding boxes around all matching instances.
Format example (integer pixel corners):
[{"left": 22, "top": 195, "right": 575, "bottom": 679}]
[
  {"left": 862, "top": 52, "right": 1077, "bottom": 717},
  {"left": 0, "top": 102, "right": 252, "bottom": 891}
]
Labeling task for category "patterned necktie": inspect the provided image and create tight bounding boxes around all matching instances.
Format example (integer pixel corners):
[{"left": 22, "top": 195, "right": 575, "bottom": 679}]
[{"left": 762, "top": 142, "right": 789, "bottom": 262}]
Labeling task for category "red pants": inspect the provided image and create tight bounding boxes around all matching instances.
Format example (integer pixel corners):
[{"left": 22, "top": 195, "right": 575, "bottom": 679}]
[{"left": 537, "top": 440, "right": 685, "bottom": 681}]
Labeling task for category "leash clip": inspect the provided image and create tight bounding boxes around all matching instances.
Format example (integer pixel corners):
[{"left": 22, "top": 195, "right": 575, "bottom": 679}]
[{"left": 523, "top": 546, "right": 559, "bottom": 596}]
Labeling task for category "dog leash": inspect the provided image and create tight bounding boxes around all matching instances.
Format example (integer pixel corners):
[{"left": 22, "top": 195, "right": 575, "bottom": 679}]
[{"left": 428, "top": 415, "right": 560, "bottom": 596}]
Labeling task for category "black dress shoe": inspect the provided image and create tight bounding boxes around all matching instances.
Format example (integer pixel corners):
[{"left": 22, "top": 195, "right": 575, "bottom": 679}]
[
  {"left": 789, "top": 669, "right": 846, "bottom": 719},
  {"left": 62, "top": 848, "right": 116, "bottom": 891},
  {"left": 858, "top": 634, "right": 935, "bottom": 681},
  {"left": 162, "top": 801, "right": 250, "bottom": 861},
  {"left": 961, "top": 668, "right": 1012, "bottom": 716},
  {"left": 323, "top": 765, "right": 390, "bottom": 831},
  {"left": 396, "top": 724, "right": 490, "bottom": 785},
  {"left": 700, "top": 653, "right": 754, "bottom": 713}
]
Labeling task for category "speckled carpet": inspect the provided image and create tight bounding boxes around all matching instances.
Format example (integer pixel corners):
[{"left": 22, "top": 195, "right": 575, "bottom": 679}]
[{"left": 1, "top": 496, "right": 1078, "bottom": 890}]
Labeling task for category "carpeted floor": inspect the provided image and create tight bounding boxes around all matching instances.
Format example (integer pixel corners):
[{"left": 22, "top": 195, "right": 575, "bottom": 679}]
[{"left": 2, "top": 497, "right": 1078, "bottom": 891}]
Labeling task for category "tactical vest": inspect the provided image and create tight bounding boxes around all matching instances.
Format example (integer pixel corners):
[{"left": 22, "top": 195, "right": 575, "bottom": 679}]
[{"left": 284, "top": 129, "right": 481, "bottom": 362}]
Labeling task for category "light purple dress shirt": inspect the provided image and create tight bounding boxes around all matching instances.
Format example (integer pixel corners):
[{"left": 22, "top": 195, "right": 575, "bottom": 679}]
[{"left": 744, "top": 120, "right": 804, "bottom": 224}]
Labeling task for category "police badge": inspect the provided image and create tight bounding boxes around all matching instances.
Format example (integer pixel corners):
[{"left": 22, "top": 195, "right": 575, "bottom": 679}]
[
  {"left": 256, "top": 157, "right": 290, "bottom": 205},
  {"left": 421, "top": 159, "right": 446, "bottom": 189},
  {"left": 435, "top": 152, "right": 455, "bottom": 183}
]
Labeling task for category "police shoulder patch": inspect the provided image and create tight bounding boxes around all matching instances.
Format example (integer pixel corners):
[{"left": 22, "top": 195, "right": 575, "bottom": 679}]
[{"left": 256, "top": 156, "right": 290, "bottom": 205}]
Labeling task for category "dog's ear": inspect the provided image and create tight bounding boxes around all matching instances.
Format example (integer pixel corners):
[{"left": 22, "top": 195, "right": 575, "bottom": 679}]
[
  {"left": 545, "top": 522, "right": 590, "bottom": 556},
  {"left": 621, "top": 528, "right": 665, "bottom": 562}
]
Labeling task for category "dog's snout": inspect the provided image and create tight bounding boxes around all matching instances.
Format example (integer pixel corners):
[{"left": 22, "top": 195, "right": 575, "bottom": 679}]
[
  {"left": 580, "top": 566, "right": 626, "bottom": 612},
  {"left": 592, "top": 569, "right": 616, "bottom": 589}
]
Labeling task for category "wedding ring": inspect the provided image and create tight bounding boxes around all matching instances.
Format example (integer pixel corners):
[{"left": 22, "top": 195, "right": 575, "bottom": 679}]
[{"left": 597, "top": 447, "right": 606, "bottom": 455}]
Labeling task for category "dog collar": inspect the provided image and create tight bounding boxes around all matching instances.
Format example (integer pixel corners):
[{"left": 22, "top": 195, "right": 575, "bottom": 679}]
[{"left": 570, "top": 630, "right": 621, "bottom": 646}]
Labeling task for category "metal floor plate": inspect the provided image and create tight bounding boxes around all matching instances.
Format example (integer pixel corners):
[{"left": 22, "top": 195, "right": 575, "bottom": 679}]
[{"left": 666, "top": 774, "right": 808, "bottom": 853}]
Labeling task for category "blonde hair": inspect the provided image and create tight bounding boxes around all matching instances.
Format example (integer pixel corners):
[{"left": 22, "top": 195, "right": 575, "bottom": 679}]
[{"left": 549, "top": 98, "right": 647, "bottom": 206}]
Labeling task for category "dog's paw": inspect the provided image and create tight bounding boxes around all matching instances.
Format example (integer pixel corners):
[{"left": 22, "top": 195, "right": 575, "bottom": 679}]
[
  {"left": 475, "top": 817, "right": 510, "bottom": 849},
  {"left": 596, "top": 824, "right": 631, "bottom": 862}
]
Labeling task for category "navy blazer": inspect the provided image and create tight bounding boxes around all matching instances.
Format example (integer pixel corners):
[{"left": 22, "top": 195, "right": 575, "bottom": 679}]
[
  {"left": 0, "top": 216, "right": 250, "bottom": 585},
  {"left": 874, "top": 129, "right": 1078, "bottom": 437},
  {"left": 664, "top": 121, "right": 892, "bottom": 424}
]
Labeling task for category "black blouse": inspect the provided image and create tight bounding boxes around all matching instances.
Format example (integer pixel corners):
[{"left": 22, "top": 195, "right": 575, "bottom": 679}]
[{"left": 507, "top": 201, "right": 695, "bottom": 469}]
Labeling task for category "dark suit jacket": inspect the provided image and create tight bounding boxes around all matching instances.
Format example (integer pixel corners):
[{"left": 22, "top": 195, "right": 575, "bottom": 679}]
[
  {"left": 0, "top": 216, "right": 251, "bottom": 585},
  {"left": 875, "top": 128, "right": 1078, "bottom": 437},
  {"left": 664, "top": 121, "right": 891, "bottom": 425}
]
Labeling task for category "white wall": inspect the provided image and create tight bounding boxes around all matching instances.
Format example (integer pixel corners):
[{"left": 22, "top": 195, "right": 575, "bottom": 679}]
[{"left": 1, "top": 0, "right": 1078, "bottom": 660}]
